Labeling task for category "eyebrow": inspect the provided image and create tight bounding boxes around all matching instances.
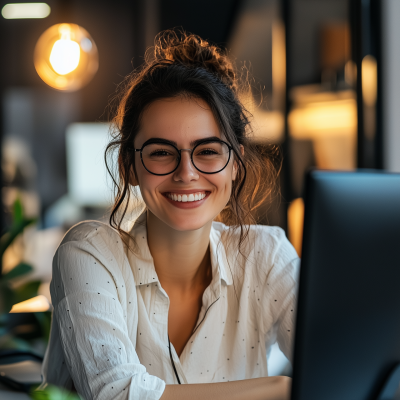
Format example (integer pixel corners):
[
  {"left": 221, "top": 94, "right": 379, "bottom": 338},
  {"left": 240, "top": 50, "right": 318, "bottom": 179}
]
[{"left": 141, "top": 136, "right": 223, "bottom": 148}]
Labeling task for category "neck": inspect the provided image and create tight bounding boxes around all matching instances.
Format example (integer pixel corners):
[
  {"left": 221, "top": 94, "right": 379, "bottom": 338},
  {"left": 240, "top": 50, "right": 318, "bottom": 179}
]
[{"left": 146, "top": 210, "right": 212, "bottom": 293}]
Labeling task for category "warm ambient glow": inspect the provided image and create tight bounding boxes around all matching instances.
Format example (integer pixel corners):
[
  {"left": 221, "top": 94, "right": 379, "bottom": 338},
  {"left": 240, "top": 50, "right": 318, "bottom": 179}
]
[
  {"left": 288, "top": 98, "right": 357, "bottom": 138},
  {"left": 288, "top": 89, "right": 357, "bottom": 170},
  {"left": 10, "top": 295, "right": 51, "bottom": 313},
  {"left": 49, "top": 25, "right": 81, "bottom": 75},
  {"left": 362, "top": 55, "right": 377, "bottom": 140},
  {"left": 362, "top": 55, "right": 377, "bottom": 107},
  {"left": 34, "top": 23, "right": 98, "bottom": 91},
  {"left": 239, "top": 91, "right": 284, "bottom": 142},
  {"left": 288, "top": 198, "right": 304, "bottom": 257},
  {"left": 1, "top": 3, "right": 50, "bottom": 19},
  {"left": 272, "top": 20, "right": 286, "bottom": 111}
]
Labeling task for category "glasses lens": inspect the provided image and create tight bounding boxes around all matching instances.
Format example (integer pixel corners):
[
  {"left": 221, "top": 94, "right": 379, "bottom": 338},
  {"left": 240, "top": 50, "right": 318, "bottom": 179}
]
[
  {"left": 141, "top": 143, "right": 179, "bottom": 174},
  {"left": 193, "top": 141, "right": 230, "bottom": 173}
]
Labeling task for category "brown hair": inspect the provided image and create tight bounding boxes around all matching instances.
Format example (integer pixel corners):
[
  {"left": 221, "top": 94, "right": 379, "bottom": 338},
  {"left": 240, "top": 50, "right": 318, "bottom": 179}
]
[{"left": 105, "top": 29, "right": 282, "bottom": 253}]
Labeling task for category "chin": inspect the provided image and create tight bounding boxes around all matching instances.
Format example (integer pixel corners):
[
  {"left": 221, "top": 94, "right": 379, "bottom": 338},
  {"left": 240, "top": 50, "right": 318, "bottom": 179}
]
[{"left": 163, "top": 212, "right": 212, "bottom": 232}]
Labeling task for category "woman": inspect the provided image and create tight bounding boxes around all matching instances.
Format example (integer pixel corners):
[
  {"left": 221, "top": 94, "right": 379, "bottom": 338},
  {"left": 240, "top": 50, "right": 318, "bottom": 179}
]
[{"left": 41, "top": 30, "right": 299, "bottom": 400}]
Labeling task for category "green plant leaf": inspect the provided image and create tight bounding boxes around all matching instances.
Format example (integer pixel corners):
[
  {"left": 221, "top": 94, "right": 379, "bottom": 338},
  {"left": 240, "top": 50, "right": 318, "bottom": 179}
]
[
  {"left": 0, "top": 278, "right": 40, "bottom": 313},
  {"left": 0, "top": 284, "right": 17, "bottom": 313},
  {"left": 14, "top": 280, "right": 42, "bottom": 303},
  {"left": 34, "top": 311, "right": 52, "bottom": 344},
  {"left": 0, "top": 217, "right": 37, "bottom": 260},
  {"left": 2, "top": 262, "right": 33, "bottom": 281},
  {"left": 13, "top": 197, "right": 24, "bottom": 224},
  {"left": 31, "top": 384, "right": 81, "bottom": 400}
]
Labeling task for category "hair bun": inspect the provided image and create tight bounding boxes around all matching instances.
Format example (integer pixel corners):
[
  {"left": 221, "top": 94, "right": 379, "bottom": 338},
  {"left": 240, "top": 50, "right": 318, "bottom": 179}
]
[{"left": 154, "top": 30, "right": 236, "bottom": 90}]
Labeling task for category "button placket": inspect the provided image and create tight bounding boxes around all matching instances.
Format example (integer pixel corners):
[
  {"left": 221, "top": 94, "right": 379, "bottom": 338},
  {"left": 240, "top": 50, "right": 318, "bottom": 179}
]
[{"left": 169, "top": 340, "right": 189, "bottom": 384}]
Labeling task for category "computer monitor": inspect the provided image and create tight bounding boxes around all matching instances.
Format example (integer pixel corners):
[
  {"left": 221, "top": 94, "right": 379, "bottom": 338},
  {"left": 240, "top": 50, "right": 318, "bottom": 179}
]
[{"left": 291, "top": 170, "right": 400, "bottom": 400}]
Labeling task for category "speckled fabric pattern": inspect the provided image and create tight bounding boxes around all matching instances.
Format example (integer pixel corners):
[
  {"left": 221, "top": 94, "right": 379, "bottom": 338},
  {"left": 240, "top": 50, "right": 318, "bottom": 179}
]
[{"left": 39, "top": 212, "right": 299, "bottom": 400}]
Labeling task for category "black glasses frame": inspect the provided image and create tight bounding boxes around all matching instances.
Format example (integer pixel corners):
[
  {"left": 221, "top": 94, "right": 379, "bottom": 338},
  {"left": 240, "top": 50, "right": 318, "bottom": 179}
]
[{"left": 134, "top": 139, "right": 233, "bottom": 176}]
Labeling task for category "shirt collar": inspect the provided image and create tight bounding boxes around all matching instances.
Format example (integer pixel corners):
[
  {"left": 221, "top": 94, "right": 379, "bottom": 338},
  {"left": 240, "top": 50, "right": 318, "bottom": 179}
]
[
  {"left": 127, "top": 212, "right": 233, "bottom": 288},
  {"left": 209, "top": 222, "right": 233, "bottom": 286}
]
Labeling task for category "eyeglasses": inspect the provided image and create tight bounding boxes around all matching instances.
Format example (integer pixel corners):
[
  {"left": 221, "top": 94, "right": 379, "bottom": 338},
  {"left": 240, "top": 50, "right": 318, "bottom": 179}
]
[{"left": 135, "top": 139, "right": 232, "bottom": 176}]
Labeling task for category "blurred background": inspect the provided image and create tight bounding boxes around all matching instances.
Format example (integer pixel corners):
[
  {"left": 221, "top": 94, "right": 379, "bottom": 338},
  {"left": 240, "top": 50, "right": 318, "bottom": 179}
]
[{"left": 0, "top": 0, "right": 400, "bottom": 396}]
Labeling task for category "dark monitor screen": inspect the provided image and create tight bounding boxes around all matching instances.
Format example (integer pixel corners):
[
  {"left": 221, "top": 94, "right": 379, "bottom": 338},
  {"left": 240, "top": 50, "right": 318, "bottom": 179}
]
[{"left": 291, "top": 170, "right": 400, "bottom": 400}]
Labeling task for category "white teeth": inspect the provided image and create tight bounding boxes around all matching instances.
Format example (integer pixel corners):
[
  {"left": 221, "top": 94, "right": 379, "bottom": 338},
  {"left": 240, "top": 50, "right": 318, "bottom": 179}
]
[{"left": 168, "top": 192, "right": 207, "bottom": 202}]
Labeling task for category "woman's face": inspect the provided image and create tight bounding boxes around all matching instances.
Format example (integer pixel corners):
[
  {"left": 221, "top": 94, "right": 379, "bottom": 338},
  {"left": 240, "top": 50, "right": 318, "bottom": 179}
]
[{"left": 133, "top": 97, "right": 238, "bottom": 232}]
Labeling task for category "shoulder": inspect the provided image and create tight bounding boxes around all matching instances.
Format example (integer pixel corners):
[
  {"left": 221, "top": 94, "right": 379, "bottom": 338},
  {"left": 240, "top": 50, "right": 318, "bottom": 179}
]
[
  {"left": 213, "top": 221, "right": 299, "bottom": 278},
  {"left": 214, "top": 221, "right": 297, "bottom": 263},
  {"left": 50, "top": 221, "right": 132, "bottom": 308},
  {"left": 56, "top": 220, "right": 126, "bottom": 267},
  {"left": 250, "top": 224, "right": 298, "bottom": 267},
  {"left": 60, "top": 220, "right": 120, "bottom": 247}
]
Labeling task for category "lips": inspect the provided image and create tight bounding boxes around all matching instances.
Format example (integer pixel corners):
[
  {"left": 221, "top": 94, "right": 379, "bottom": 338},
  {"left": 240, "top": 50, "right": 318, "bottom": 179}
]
[{"left": 166, "top": 192, "right": 207, "bottom": 202}]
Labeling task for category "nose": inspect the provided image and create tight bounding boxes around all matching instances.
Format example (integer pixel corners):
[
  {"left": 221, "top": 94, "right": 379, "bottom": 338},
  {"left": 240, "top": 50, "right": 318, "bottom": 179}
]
[{"left": 172, "top": 149, "right": 199, "bottom": 183}]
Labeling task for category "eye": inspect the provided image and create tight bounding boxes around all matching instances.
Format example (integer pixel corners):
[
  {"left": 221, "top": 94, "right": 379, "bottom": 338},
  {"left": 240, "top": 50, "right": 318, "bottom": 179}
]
[
  {"left": 149, "top": 149, "right": 174, "bottom": 157},
  {"left": 197, "top": 148, "right": 219, "bottom": 156}
]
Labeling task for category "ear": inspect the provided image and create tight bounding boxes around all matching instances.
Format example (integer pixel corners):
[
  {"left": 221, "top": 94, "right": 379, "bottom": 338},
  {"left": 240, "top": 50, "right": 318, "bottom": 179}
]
[
  {"left": 232, "top": 145, "right": 244, "bottom": 181},
  {"left": 129, "top": 166, "right": 139, "bottom": 186}
]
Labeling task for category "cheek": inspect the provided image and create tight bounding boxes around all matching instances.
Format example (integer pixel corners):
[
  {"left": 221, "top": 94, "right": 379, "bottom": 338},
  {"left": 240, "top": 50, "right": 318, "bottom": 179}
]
[
  {"left": 135, "top": 160, "right": 159, "bottom": 201},
  {"left": 210, "top": 168, "right": 234, "bottom": 201},
  {"left": 135, "top": 157, "right": 152, "bottom": 187},
  {"left": 204, "top": 173, "right": 233, "bottom": 222}
]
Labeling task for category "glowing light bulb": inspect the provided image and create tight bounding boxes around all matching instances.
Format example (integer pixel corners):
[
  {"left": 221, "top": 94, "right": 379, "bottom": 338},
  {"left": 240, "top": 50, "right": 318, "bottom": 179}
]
[
  {"left": 49, "top": 26, "right": 80, "bottom": 75},
  {"left": 34, "top": 23, "right": 98, "bottom": 91}
]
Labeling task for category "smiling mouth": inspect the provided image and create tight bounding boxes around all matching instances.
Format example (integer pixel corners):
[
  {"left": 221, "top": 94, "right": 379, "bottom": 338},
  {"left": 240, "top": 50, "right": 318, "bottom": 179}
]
[{"left": 166, "top": 191, "right": 208, "bottom": 203}]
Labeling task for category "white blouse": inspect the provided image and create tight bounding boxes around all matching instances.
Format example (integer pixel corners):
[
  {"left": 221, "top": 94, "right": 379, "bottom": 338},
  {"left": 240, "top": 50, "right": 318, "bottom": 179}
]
[{"left": 40, "top": 212, "right": 300, "bottom": 400}]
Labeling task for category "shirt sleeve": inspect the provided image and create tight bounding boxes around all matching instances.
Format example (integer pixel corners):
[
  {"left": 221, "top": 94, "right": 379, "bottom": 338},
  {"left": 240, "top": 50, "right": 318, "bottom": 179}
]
[
  {"left": 50, "top": 237, "right": 166, "bottom": 400},
  {"left": 259, "top": 228, "right": 300, "bottom": 364}
]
